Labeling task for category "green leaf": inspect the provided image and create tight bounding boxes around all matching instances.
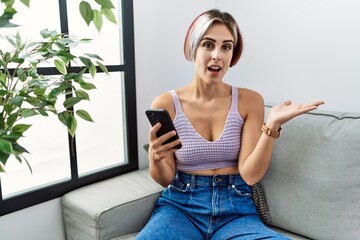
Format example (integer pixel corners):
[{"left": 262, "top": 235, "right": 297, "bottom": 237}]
[
  {"left": 54, "top": 59, "right": 67, "bottom": 74},
  {"left": 25, "top": 96, "right": 43, "bottom": 107},
  {"left": 20, "top": 0, "right": 30, "bottom": 7},
  {"left": 40, "top": 29, "right": 51, "bottom": 38},
  {"left": 5, "top": 35, "right": 16, "bottom": 47},
  {"left": 0, "top": 151, "right": 10, "bottom": 166},
  {"left": 68, "top": 115, "right": 77, "bottom": 136},
  {"left": 76, "top": 110, "right": 94, "bottom": 122},
  {"left": 0, "top": 73, "right": 6, "bottom": 85},
  {"left": 34, "top": 87, "right": 46, "bottom": 96},
  {"left": 9, "top": 96, "right": 24, "bottom": 107},
  {"left": 4, "top": 104, "right": 13, "bottom": 114},
  {"left": 0, "top": 90, "right": 7, "bottom": 96},
  {"left": 58, "top": 50, "right": 76, "bottom": 61},
  {"left": 0, "top": 139, "right": 13, "bottom": 154},
  {"left": 12, "top": 57, "right": 24, "bottom": 64},
  {"left": 79, "top": 81, "right": 96, "bottom": 90},
  {"left": 57, "top": 37, "right": 76, "bottom": 46},
  {"left": 95, "top": 0, "right": 114, "bottom": 9},
  {"left": 16, "top": 68, "right": 27, "bottom": 81},
  {"left": 79, "top": 1, "right": 93, "bottom": 26},
  {"left": 0, "top": 163, "right": 5, "bottom": 172},
  {"left": 84, "top": 53, "right": 103, "bottom": 61},
  {"left": 58, "top": 111, "right": 71, "bottom": 127},
  {"left": 52, "top": 82, "right": 70, "bottom": 93},
  {"left": 3, "top": 133, "right": 22, "bottom": 141},
  {"left": 26, "top": 41, "right": 40, "bottom": 49},
  {"left": 12, "top": 124, "right": 32, "bottom": 135},
  {"left": 21, "top": 109, "right": 37, "bottom": 118},
  {"left": 63, "top": 97, "right": 81, "bottom": 109},
  {"left": 12, "top": 143, "right": 29, "bottom": 155},
  {"left": 63, "top": 73, "right": 77, "bottom": 80},
  {"left": 37, "top": 109, "right": 49, "bottom": 116},
  {"left": 20, "top": 155, "right": 33, "bottom": 173},
  {"left": 15, "top": 31, "right": 22, "bottom": 50},
  {"left": 93, "top": 10, "right": 103, "bottom": 32},
  {"left": 74, "top": 68, "right": 87, "bottom": 82},
  {"left": 7, "top": 112, "right": 19, "bottom": 127},
  {"left": 46, "top": 47, "right": 59, "bottom": 56},
  {"left": 96, "top": 61, "right": 108, "bottom": 75},
  {"left": 28, "top": 67, "right": 39, "bottom": 78},
  {"left": 75, "top": 89, "right": 90, "bottom": 100},
  {"left": 79, "top": 38, "right": 93, "bottom": 43},
  {"left": 79, "top": 56, "right": 92, "bottom": 68},
  {"left": 89, "top": 64, "right": 96, "bottom": 78},
  {"left": 58, "top": 113, "right": 77, "bottom": 136},
  {"left": 0, "top": 6, "right": 18, "bottom": 28},
  {"left": 101, "top": 7, "right": 117, "bottom": 24}
]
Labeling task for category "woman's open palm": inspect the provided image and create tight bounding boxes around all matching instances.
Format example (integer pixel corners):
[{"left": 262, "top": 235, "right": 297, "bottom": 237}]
[{"left": 268, "top": 100, "right": 325, "bottom": 126}]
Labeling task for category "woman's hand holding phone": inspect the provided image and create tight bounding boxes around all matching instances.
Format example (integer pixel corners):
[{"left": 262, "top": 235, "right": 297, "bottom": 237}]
[{"left": 146, "top": 109, "right": 182, "bottom": 162}]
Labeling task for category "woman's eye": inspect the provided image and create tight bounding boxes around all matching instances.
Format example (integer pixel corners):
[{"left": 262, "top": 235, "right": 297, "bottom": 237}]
[
  {"left": 203, "top": 42, "right": 214, "bottom": 49},
  {"left": 223, "top": 44, "right": 232, "bottom": 50}
]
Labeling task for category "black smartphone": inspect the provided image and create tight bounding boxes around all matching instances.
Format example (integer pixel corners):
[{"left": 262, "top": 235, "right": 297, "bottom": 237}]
[{"left": 145, "top": 109, "right": 182, "bottom": 149}]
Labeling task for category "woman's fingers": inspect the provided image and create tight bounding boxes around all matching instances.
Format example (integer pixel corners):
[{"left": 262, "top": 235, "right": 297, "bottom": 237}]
[
  {"left": 148, "top": 123, "right": 181, "bottom": 161},
  {"left": 149, "top": 122, "right": 161, "bottom": 140},
  {"left": 281, "top": 100, "right": 292, "bottom": 106},
  {"left": 298, "top": 100, "right": 325, "bottom": 113},
  {"left": 268, "top": 100, "right": 325, "bottom": 125}
]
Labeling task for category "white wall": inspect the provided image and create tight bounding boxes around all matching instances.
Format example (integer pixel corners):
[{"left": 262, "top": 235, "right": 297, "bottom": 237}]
[
  {"left": 0, "top": 199, "right": 65, "bottom": 240},
  {"left": 135, "top": 0, "right": 360, "bottom": 168}
]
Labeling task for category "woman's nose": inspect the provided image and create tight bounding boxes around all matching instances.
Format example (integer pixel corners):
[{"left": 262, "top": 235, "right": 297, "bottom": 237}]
[{"left": 212, "top": 48, "right": 221, "bottom": 61}]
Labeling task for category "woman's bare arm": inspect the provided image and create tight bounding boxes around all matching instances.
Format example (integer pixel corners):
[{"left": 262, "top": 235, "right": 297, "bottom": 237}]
[
  {"left": 147, "top": 93, "right": 181, "bottom": 187},
  {"left": 238, "top": 90, "right": 324, "bottom": 185}
]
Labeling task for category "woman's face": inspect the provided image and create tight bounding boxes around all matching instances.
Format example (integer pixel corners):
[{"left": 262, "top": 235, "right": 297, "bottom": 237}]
[{"left": 194, "top": 23, "right": 234, "bottom": 85}]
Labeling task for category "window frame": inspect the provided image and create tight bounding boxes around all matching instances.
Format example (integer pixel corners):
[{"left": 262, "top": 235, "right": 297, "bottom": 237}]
[{"left": 0, "top": 0, "right": 138, "bottom": 216}]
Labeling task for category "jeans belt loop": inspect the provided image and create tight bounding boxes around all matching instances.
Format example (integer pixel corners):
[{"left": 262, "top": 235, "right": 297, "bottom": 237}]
[
  {"left": 228, "top": 175, "right": 234, "bottom": 189},
  {"left": 190, "top": 174, "right": 196, "bottom": 189}
]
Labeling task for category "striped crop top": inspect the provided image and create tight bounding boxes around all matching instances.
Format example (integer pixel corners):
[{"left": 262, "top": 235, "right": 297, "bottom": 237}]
[{"left": 169, "top": 86, "right": 244, "bottom": 172}]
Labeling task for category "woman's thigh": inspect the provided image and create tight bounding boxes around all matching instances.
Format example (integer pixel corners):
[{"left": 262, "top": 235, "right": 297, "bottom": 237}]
[
  {"left": 210, "top": 216, "right": 290, "bottom": 240},
  {"left": 135, "top": 205, "right": 203, "bottom": 240}
]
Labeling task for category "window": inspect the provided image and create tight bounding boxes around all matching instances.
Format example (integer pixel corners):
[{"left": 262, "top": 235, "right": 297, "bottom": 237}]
[{"left": 0, "top": 0, "right": 137, "bottom": 216}]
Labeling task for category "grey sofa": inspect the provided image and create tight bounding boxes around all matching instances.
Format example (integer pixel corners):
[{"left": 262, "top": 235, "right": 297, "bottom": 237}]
[{"left": 61, "top": 106, "right": 360, "bottom": 239}]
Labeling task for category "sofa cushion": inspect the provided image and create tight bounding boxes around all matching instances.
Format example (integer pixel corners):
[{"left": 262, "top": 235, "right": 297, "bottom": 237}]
[
  {"left": 262, "top": 106, "right": 360, "bottom": 239},
  {"left": 61, "top": 168, "right": 163, "bottom": 240}
]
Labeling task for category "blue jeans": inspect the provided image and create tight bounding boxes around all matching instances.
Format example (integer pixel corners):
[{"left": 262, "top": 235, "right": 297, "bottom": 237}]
[{"left": 136, "top": 171, "right": 289, "bottom": 240}]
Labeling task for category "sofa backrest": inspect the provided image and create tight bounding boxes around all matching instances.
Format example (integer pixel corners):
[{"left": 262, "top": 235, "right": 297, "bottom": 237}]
[{"left": 262, "top": 105, "right": 360, "bottom": 240}]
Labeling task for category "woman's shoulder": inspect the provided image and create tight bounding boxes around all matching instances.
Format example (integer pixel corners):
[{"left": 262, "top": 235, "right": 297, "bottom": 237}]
[
  {"left": 237, "top": 87, "right": 263, "bottom": 103},
  {"left": 236, "top": 87, "right": 264, "bottom": 117},
  {"left": 151, "top": 91, "right": 176, "bottom": 118}
]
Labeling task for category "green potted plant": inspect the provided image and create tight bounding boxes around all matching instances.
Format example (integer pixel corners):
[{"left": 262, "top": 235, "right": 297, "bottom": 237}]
[{"left": 0, "top": 0, "right": 117, "bottom": 172}]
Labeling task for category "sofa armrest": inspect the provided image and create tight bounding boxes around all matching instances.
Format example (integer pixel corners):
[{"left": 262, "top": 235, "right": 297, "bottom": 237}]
[{"left": 61, "top": 168, "right": 163, "bottom": 240}]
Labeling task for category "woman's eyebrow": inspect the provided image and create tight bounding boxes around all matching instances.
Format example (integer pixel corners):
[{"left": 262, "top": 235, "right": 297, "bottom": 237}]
[{"left": 202, "top": 37, "right": 234, "bottom": 44}]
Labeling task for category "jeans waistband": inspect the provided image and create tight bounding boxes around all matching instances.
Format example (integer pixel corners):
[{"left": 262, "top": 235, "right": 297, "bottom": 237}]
[{"left": 176, "top": 171, "right": 245, "bottom": 188}]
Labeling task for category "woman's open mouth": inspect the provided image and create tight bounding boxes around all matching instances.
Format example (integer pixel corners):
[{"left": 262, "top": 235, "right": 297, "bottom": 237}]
[{"left": 208, "top": 66, "right": 221, "bottom": 72}]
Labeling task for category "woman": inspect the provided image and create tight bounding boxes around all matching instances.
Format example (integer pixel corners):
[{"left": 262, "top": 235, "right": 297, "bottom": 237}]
[{"left": 137, "top": 9, "right": 324, "bottom": 240}]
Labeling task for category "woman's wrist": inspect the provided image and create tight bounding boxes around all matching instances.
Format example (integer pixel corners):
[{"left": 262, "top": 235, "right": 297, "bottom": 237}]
[
  {"left": 263, "top": 116, "right": 282, "bottom": 130},
  {"left": 261, "top": 122, "right": 282, "bottom": 138}
]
